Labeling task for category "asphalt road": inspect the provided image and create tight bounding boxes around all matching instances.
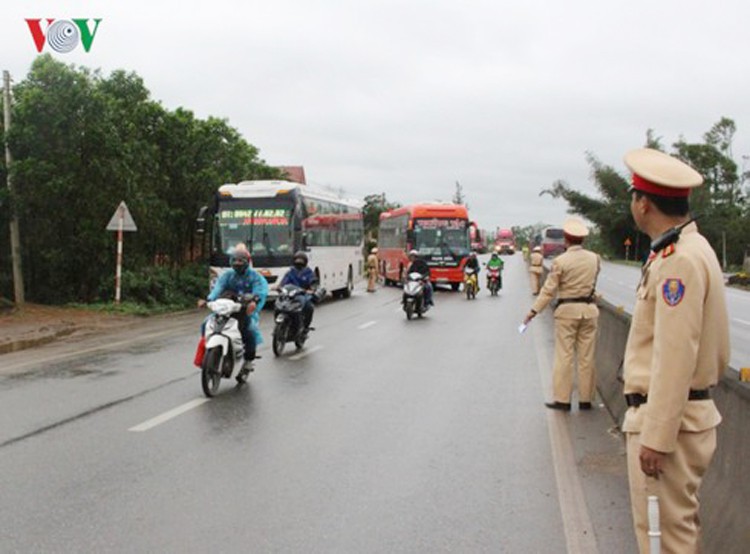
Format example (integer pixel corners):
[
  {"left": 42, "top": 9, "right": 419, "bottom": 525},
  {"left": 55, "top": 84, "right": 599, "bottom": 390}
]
[
  {"left": 596, "top": 261, "right": 750, "bottom": 372},
  {"left": 0, "top": 255, "right": 634, "bottom": 553}
]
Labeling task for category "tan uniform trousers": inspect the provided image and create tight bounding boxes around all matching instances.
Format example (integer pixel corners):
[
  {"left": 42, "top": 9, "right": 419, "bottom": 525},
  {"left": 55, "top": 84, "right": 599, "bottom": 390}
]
[
  {"left": 552, "top": 316, "right": 597, "bottom": 403},
  {"left": 529, "top": 269, "right": 542, "bottom": 294},
  {"left": 367, "top": 270, "right": 377, "bottom": 291},
  {"left": 626, "top": 429, "right": 716, "bottom": 553}
]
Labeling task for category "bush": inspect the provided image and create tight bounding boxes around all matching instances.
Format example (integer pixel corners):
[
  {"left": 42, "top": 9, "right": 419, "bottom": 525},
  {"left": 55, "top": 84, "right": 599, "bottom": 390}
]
[
  {"left": 728, "top": 272, "right": 750, "bottom": 288},
  {"left": 121, "top": 263, "right": 207, "bottom": 307}
]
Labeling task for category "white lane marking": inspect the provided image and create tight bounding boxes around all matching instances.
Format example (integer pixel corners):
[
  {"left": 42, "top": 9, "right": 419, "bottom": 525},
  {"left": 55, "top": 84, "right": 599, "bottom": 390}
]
[
  {"left": 129, "top": 398, "right": 209, "bottom": 432},
  {"left": 732, "top": 318, "right": 750, "bottom": 327},
  {"left": 357, "top": 320, "right": 377, "bottom": 330},
  {"left": 530, "top": 318, "right": 599, "bottom": 554},
  {"left": 289, "top": 345, "right": 323, "bottom": 360}
]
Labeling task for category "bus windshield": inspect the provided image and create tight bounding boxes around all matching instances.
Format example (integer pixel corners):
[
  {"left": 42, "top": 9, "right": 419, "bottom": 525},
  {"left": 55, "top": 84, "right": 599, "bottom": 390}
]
[
  {"left": 545, "top": 228, "right": 564, "bottom": 240},
  {"left": 413, "top": 218, "right": 470, "bottom": 257},
  {"left": 214, "top": 198, "right": 295, "bottom": 259}
]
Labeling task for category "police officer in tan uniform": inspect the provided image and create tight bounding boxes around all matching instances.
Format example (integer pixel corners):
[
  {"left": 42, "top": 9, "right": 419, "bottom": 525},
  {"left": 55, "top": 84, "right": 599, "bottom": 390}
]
[
  {"left": 622, "top": 148, "right": 729, "bottom": 553},
  {"left": 523, "top": 218, "right": 600, "bottom": 411},
  {"left": 529, "top": 245, "right": 544, "bottom": 295},
  {"left": 366, "top": 248, "right": 378, "bottom": 292}
]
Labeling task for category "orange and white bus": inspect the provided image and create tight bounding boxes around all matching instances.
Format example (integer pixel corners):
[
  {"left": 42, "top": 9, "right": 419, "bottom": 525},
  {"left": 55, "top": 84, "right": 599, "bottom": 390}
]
[{"left": 377, "top": 203, "right": 471, "bottom": 290}]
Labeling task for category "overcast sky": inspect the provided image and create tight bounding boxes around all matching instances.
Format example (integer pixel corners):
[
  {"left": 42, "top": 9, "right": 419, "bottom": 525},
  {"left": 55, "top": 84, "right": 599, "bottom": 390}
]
[{"left": 5, "top": 1, "right": 750, "bottom": 231}]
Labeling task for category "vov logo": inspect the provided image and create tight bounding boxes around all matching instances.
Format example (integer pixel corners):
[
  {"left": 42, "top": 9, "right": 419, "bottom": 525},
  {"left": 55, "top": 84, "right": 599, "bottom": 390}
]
[{"left": 25, "top": 19, "right": 103, "bottom": 53}]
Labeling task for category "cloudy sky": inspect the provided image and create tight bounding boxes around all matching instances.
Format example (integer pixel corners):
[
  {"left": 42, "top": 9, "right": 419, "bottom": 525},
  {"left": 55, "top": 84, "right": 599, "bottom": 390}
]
[{"left": 4, "top": 1, "right": 750, "bottom": 231}]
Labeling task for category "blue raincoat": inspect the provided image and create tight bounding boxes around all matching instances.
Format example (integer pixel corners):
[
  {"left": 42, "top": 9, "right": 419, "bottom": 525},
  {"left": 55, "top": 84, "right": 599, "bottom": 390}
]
[{"left": 207, "top": 267, "right": 269, "bottom": 345}]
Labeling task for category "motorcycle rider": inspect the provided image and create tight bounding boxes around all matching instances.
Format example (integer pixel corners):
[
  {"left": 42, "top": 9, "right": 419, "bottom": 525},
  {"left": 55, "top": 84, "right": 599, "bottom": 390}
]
[
  {"left": 464, "top": 251, "right": 481, "bottom": 291},
  {"left": 199, "top": 246, "right": 268, "bottom": 383},
  {"left": 406, "top": 249, "right": 434, "bottom": 306},
  {"left": 279, "top": 251, "right": 318, "bottom": 332},
  {"left": 486, "top": 251, "right": 504, "bottom": 288}
]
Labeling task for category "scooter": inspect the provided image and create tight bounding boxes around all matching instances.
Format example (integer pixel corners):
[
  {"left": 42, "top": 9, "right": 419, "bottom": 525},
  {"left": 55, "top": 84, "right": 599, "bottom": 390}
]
[
  {"left": 487, "top": 267, "right": 502, "bottom": 296},
  {"left": 272, "top": 284, "right": 326, "bottom": 356},
  {"left": 200, "top": 293, "right": 257, "bottom": 397},
  {"left": 463, "top": 266, "right": 478, "bottom": 300},
  {"left": 403, "top": 272, "right": 429, "bottom": 320}
]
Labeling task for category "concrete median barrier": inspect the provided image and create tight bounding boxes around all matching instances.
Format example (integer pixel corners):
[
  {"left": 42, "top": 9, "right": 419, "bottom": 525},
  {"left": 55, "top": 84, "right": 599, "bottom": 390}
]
[{"left": 593, "top": 297, "right": 750, "bottom": 554}]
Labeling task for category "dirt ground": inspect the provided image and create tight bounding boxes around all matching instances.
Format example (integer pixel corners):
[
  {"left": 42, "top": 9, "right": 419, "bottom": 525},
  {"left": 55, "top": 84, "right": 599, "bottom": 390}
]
[{"left": 0, "top": 303, "right": 142, "bottom": 355}]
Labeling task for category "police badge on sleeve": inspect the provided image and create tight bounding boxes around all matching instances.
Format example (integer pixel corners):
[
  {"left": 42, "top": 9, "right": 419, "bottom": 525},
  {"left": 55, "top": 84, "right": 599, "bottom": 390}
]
[{"left": 662, "top": 278, "right": 685, "bottom": 306}]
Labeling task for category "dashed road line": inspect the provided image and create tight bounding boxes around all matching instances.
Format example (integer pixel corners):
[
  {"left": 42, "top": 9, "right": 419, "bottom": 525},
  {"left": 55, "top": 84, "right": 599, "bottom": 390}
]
[
  {"left": 357, "top": 321, "right": 377, "bottom": 330},
  {"left": 732, "top": 318, "right": 750, "bottom": 327},
  {"left": 128, "top": 398, "right": 209, "bottom": 432}
]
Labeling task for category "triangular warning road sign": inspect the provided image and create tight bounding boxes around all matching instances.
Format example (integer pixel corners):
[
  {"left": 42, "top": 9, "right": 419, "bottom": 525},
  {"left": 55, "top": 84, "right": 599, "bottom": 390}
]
[{"left": 106, "top": 201, "right": 138, "bottom": 232}]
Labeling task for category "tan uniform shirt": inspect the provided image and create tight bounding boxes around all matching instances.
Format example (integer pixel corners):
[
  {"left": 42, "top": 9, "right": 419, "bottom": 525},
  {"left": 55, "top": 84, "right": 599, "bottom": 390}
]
[
  {"left": 529, "top": 252, "right": 544, "bottom": 274},
  {"left": 366, "top": 254, "right": 378, "bottom": 272},
  {"left": 622, "top": 223, "right": 729, "bottom": 452},
  {"left": 532, "top": 245, "right": 600, "bottom": 319}
]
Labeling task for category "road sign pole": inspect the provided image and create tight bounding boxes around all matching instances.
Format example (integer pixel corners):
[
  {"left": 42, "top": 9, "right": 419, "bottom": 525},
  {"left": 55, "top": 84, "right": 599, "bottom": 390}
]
[{"left": 115, "top": 208, "right": 123, "bottom": 304}]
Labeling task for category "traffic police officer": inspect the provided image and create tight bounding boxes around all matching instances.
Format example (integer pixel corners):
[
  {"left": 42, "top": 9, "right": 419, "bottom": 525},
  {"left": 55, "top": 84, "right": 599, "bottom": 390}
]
[
  {"left": 366, "top": 247, "right": 379, "bottom": 292},
  {"left": 529, "top": 245, "right": 544, "bottom": 294},
  {"left": 622, "top": 148, "right": 729, "bottom": 553},
  {"left": 523, "top": 217, "right": 600, "bottom": 411}
]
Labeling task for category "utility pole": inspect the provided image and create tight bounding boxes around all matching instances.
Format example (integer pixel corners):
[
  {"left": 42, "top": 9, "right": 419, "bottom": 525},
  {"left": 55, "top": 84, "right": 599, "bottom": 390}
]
[{"left": 4, "top": 70, "right": 24, "bottom": 305}]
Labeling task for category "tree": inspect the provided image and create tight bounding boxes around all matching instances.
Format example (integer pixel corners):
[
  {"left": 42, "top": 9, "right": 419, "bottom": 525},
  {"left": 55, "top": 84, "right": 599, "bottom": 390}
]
[
  {"left": 452, "top": 180, "right": 467, "bottom": 208},
  {"left": 2, "top": 55, "right": 278, "bottom": 303},
  {"left": 541, "top": 119, "right": 750, "bottom": 266},
  {"left": 540, "top": 152, "right": 640, "bottom": 259},
  {"left": 362, "top": 193, "right": 400, "bottom": 243}
]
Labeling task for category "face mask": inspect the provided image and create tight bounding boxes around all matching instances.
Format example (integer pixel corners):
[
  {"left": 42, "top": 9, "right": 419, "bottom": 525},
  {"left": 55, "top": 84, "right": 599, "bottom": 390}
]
[
  {"left": 233, "top": 262, "right": 247, "bottom": 274},
  {"left": 294, "top": 262, "right": 305, "bottom": 270}
]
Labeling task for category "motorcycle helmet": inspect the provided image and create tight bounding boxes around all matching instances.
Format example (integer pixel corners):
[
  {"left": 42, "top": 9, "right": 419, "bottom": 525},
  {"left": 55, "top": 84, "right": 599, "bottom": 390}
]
[
  {"left": 231, "top": 249, "right": 251, "bottom": 275},
  {"left": 293, "top": 251, "right": 308, "bottom": 269},
  {"left": 408, "top": 249, "right": 419, "bottom": 258},
  {"left": 491, "top": 252, "right": 499, "bottom": 259}
]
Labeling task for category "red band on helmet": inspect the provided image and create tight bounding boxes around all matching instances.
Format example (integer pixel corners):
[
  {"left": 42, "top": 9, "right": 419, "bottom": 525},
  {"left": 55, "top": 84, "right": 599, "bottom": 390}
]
[{"left": 632, "top": 174, "right": 690, "bottom": 198}]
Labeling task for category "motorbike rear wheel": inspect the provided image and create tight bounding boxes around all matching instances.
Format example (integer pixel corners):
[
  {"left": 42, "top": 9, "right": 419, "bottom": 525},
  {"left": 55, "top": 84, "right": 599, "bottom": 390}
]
[
  {"left": 272, "top": 321, "right": 287, "bottom": 356},
  {"left": 201, "top": 347, "right": 222, "bottom": 397},
  {"left": 405, "top": 303, "right": 414, "bottom": 320}
]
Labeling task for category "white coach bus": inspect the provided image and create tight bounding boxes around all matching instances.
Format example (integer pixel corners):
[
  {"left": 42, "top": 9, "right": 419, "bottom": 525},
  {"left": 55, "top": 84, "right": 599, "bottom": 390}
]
[{"left": 197, "top": 180, "right": 364, "bottom": 298}]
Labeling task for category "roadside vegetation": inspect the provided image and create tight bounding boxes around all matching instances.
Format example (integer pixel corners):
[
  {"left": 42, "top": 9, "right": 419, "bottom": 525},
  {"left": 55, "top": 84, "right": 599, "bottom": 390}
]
[
  {"left": 2, "top": 58, "right": 749, "bottom": 309},
  {"left": 0, "top": 55, "right": 280, "bottom": 306}
]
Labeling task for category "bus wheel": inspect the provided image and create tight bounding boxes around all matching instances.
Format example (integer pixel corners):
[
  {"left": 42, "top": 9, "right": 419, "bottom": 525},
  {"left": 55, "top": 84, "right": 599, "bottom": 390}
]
[{"left": 341, "top": 267, "right": 353, "bottom": 298}]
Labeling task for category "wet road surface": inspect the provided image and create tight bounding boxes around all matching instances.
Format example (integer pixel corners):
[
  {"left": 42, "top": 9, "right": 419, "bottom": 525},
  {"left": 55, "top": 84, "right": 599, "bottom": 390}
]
[{"left": 0, "top": 256, "right": 635, "bottom": 553}]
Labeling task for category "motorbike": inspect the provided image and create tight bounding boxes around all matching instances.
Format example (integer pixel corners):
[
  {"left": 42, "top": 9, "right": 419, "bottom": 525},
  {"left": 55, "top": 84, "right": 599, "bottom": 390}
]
[
  {"left": 200, "top": 293, "right": 257, "bottom": 397},
  {"left": 487, "top": 267, "right": 502, "bottom": 296},
  {"left": 272, "top": 284, "right": 326, "bottom": 356},
  {"left": 463, "top": 266, "right": 478, "bottom": 300},
  {"left": 403, "top": 272, "right": 429, "bottom": 320}
]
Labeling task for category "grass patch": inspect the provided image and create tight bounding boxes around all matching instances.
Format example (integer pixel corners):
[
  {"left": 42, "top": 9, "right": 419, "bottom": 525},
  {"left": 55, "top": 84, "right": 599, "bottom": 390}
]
[{"left": 66, "top": 301, "right": 189, "bottom": 316}]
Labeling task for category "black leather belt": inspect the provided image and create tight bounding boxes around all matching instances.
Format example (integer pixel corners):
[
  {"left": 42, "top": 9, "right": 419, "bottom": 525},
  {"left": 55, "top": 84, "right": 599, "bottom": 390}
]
[
  {"left": 555, "top": 296, "right": 594, "bottom": 307},
  {"left": 625, "top": 389, "right": 710, "bottom": 407}
]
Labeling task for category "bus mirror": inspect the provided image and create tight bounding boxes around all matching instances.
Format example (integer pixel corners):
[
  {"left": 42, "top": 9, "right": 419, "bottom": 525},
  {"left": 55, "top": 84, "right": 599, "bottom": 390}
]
[{"left": 196, "top": 206, "right": 208, "bottom": 235}]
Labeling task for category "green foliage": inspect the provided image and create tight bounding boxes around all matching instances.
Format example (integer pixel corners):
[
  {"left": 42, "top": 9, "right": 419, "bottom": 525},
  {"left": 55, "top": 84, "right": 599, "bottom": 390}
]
[
  {"left": 540, "top": 152, "right": 646, "bottom": 258},
  {"left": 542, "top": 120, "right": 750, "bottom": 265},
  {"left": 362, "top": 193, "right": 400, "bottom": 240},
  {"left": 118, "top": 263, "right": 206, "bottom": 307},
  {"left": 0, "top": 55, "right": 277, "bottom": 304},
  {"left": 512, "top": 223, "right": 550, "bottom": 249}
]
